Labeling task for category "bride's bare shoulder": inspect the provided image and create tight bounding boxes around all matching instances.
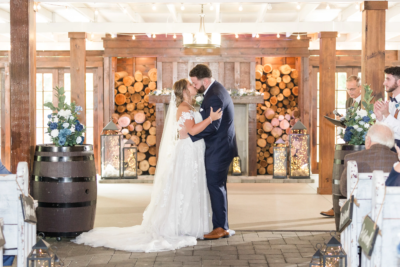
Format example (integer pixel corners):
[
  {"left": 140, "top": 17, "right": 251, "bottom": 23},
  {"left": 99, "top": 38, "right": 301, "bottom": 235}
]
[{"left": 177, "top": 103, "right": 191, "bottom": 112}]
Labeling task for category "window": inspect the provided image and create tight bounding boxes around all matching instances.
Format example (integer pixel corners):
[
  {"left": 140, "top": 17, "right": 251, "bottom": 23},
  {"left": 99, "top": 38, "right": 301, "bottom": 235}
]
[
  {"left": 64, "top": 73, "right": 72, "bottom": 104},
  {"left": 36, "top": 73, "right": 53, "bottom": 145},
  {"left": 86, "top": 73, "right": 94, "bottom": 145},
  {"left": 0, "top": 71, "right": 2, "bottom": 159}
]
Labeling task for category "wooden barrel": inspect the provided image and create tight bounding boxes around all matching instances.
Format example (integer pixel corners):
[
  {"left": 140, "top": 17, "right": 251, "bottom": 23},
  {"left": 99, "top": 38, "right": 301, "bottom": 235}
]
[
  {"left": 32, "top": 144, "right": 97, "bottom": 239},
  {"left": 332, "top": 144, "right": 365, "bottom": 231}
]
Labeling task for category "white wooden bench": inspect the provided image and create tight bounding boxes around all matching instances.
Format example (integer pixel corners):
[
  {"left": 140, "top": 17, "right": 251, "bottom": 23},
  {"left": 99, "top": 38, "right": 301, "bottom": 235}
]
[
  {"left": 340, "top": 161, "right": 389, "bottom": 267},
  {"left": 0, "top": 162, "right": 37, "bottom": 267},
  {"left": 366, "top": 170, "right": 400, "bottom": 267}
]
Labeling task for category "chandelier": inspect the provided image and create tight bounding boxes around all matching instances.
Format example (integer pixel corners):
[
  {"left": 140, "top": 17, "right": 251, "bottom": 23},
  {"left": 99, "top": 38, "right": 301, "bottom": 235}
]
[{"left": 183, "top": 5, "right": 221, "bottom": 48}]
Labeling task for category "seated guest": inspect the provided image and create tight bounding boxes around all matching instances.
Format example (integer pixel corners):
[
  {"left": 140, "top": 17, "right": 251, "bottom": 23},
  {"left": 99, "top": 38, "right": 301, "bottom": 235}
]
[
  {"left": 340, "top": 123, "right": 398, "bottom": 197},
  {"left": 385, "top": 145, "right": 400, "bottom": 186},
  {"left": 0, "top": 159, "right": 11, "bottom": 174}
]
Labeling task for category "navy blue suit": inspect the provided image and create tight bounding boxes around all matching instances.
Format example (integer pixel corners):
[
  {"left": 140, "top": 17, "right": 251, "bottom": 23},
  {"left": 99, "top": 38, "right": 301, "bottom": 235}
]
[
  {"left": 386, "top": 167, "right": 400, "bottom": 186},
  {"left": 190, "top": 80, "right": 238, "bottom": 230}
]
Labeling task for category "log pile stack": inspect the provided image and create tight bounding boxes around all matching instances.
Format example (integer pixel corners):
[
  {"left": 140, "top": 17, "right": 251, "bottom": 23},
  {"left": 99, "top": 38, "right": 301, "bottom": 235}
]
[
  {"left": 255, "top": 63, "right": 300, "bottom": 175},
  {"left": 112, "top": 68, "right": 158, "bottom": 175}
]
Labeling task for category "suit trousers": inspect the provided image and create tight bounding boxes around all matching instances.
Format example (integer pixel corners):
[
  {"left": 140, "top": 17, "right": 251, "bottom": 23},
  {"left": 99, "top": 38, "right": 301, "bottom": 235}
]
[{"left": 206, "top": 166, "right": 230, "bottom": 230}]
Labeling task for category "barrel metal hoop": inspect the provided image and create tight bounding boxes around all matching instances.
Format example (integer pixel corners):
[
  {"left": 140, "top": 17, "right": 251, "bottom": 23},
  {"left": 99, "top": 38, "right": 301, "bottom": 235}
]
[
  {"left": 38, "top": 200, "right": 96, "bottom": 208},
  {"left": 32, "top": 176, "right": 96, "bottom": 183},
  {"left": 36, "top": 232, "right": 85, "bottom": 238},
  {"left": 335, "top": 145, "right": 365, "bottom": 151},
  {"left": 334, "top": 159, "right": 345, "bottom": 164},
  {"left": 35, "top": 145, "right": 93, "bottom": 152},
  {"left": 333, "top": 180, "right": 340, "bottom": 185},
  {"left": 34, "top": 155, "right": 94, "bottom": 162}
]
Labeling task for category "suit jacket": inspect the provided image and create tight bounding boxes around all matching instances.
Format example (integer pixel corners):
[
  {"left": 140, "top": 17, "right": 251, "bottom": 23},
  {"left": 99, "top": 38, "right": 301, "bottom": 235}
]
[
  {"left": 340, "top": 144, "right": 397, "bottom": 196},
  {"left": 386, "top": 167, "right": 400, "bottom": 186},
  {"left": 345, "top": 98, "right": 361, "bottom": 110},
  {"left": 190, "top": 81, "right": 238, "bottom": 171}
]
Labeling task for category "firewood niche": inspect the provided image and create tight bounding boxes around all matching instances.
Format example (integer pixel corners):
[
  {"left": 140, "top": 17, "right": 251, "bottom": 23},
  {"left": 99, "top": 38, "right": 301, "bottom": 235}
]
[
  {"left": 255, "top": 57, "right": 300, "bottom": 175},
  {"left": 112, "top": 57, "right": 158, "bottom": 176}
]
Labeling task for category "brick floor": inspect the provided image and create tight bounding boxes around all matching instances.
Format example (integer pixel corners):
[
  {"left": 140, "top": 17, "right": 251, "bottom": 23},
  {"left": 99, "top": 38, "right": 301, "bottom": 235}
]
[{"left": 47, "top": 231, "right": 333, "bottom": 267}]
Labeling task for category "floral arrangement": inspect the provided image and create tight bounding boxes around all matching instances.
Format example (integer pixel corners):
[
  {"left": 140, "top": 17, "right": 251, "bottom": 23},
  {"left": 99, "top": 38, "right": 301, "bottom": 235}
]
[
  {"left": 338, "top": 85, "right": 376, "bottom": 145},
  {"left": 44, "top": 87, "right": 86, "bottom": 147},
  {"left": 194, "top": 94, "right": 204, "bottom": 106},
  {"left": 229, "top": 88, "right": 263, "bottom": 97},
  {"left": 149, "top": 88, "right": 172, "bottom": 96}
]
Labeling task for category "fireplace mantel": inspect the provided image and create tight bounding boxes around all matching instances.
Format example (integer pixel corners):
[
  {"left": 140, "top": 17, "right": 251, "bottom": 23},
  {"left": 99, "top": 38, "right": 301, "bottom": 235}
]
[{"left": 149, "top": 94, "right": 264, "bottom": 176}]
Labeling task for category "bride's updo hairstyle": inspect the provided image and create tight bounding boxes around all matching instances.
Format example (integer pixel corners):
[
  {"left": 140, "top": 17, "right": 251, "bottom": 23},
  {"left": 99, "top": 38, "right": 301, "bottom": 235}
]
[{"left": 173, "top": 79, "right": 189, "bottom": 107}]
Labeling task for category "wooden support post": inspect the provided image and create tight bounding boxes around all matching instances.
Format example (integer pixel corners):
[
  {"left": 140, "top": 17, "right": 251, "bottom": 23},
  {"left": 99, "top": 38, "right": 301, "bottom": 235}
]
[
  {"left": 68, "top": 32, "right": 87, "bottom": 125},
  {"left": 1, "top": 63, "right": 11, "bottom": 169},
  {"left": 234, "top": 62, "right": 240, "bottom": 88},
  {"left": 157, "top": 61, "right": 163, "bottom": 90},
  {"left": 10, "top": 0, "right": 36, "bottom": 172},
  {"left": 297, "top": 57, "right": 311, "bottom": 131},
  {"left": 218, "top": 62, "right": 225, "bottom": 84},
  {"left": 250, "top": 62, "right": 256, "bottom": 90},
  {"left": 248, "top": 103, "right": 257, "bottom": 176},
  {"left": 155, "top": 103, "right": 165, "bottom": 160},
  {"left": 318, "top": 32, "right": 337, "bottom": 195},
  {"left": 361, "top": 1, "right": 388, "bottom": 100},
  {"left": 172, "top": 62, "right": 178, "bottom": 84}
]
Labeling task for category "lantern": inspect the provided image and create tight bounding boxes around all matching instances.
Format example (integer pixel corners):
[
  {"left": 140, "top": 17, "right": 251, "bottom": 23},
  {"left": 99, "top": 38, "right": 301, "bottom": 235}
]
[
  {"left": 321, "top": 233, "right": 347, "bottom": 267},
  {"left": 309, "top": 244, "right": 323, "bottom": 267},
  {"left": 273, "top": 138, "right": 287, "bottom": 178},
  {"left": 289, "top": 121, "right": 311, "bottom": 178},
  {"left": 122, "top": 139, "right": 138, "bottom": 179},
  {"left": 232, "top": 156, "right": 242, "bottom": 176},
  {"left": 27, "top": 239, "right": 64, "bottom": 267},
  {"left": 101, "top": 121, "right": 123, "bottom": 179}
]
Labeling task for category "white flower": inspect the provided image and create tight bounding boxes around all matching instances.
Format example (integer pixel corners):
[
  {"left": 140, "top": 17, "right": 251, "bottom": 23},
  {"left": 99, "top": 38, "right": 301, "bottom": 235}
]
[
  {"left": 364, "top": 124, "right": 370, "bottom": 129},
  {"left": 69, "top": 115, "right": 74, "bottom": 121},
  {"left": 356, "top": 109, "right": 368, "bottom": 117},
  {"left": 51, "top": 129, "right": 59, "bottom": 138},
  {"left": 355, "top": 115, "right": 361, "bottom": 120},
  {"left": 359, "top": 121, "right": 365, "bottom": 125},
  {"left": 371, "top": 114, "right": 376, "bottom": 119},
  {"left": 63, "top": 123, "right": 69, "bottom": 128},
  {"left": 195, "top": 96, "right": 203, "bottom": 102},
  {"left": 353, "top": 125, "right": 359, "bottom": 129},
  {"left": 70, "top": 125, "right": 75, "bottom": 133},
  {"left": 337, "top": 128, "right": 342, "bottom": 135},
  {"left": 356, "top": 128, "right": 363, "bottom": 132},
  {"left": 58, "top": 109, "right": 71, "bottom": 118},
  {"left": 53, "top": 117, "right": 58, "bottom": 123},
  {"left": 76, "top": 136, "right": 82, "bottom": 144}
]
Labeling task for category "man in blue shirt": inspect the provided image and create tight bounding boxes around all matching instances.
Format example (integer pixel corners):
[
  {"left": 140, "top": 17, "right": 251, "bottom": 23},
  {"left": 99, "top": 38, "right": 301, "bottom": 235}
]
[
  {"left": 386, "top": 145, "right": 400, "bottom": 186},
  {"left": 0, "top": 159, "right": 11, "bottom": 174}
]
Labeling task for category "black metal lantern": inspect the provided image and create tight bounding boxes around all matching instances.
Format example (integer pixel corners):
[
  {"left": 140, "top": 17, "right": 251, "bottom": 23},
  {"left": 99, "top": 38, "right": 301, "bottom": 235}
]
[
  {"left": 101, "top": 121, "right": 123, "bottom": 179},
  {"left": 232, "top": 156, "right": 242, "bottom": 176},
  {"left": 27, "top": 239, "right": 64, "bottom": 267},
  {"left": 309, "top": 244, "right": 323, "bottom": 267},
  {"left": 289, "top": 121, "right": 311, "bottom": 178},
  {"left": 321, "top": 233, "right": 347, "bottom": 267},
  {"left": 273, "top": 138, "right": 288, "bottom": 178},
  {"left": 122, "top": 139, "right": 138, "bottom": 179}
]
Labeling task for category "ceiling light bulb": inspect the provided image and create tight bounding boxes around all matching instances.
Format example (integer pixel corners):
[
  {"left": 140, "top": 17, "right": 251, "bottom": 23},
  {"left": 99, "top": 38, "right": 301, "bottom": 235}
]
[
  {"left": 296, "top": 3, "right": 301, "bottom": 9},
  {"left": 111, "top": 33, "right": 116, "bottom": 38},
  {"left": 91, "top": 33, "right": 94, "bottom": 39},
  {"left": 132, "top": 35, "right": 135, "bottom": 40},
  {"left": 210, "top": 4, "right": 214, "bottom": 10},
  {"left": 256, "top": 33, "right": 259, "bottom": 38},
  {"left": 153, "top": 34, "right": 156, "bottom": 38},
  {"left": 235, "top": 34, "right": 238, "bottom": 38},
  {"left": 37, "top": 3, "right": 41, "bottom": 10},
  {"left": 297, "top": 34, "right": 300, "bottom": 40},
  {"left": 152, "top": 4, "right": 156, "bottom": 10},
  {"left": 337, "top": 33, "right": 341, "bottom": 37},
  {"left": 181, "top": 4, "right": 185, "bottom": 10},
  {"left": 94, "top": 9, "right": 98, "bottom": 15},
  {"left": 326, "top": 4, "right": 330, "bottom": 10},
  {"left": 277, "top": 33, "right": 280, "bottom": 38},
  {"left": 173, "top": 34, "right": 176, "bottom": 39},
  {"left": 239, "top": 5, "right": 243, "bottom": 11},
  {"left": 355, "top": 3, "right": 359, "bottom": 9}
]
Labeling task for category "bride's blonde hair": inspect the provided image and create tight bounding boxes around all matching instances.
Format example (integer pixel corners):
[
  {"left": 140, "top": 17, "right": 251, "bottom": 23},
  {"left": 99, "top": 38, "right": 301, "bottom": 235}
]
[{"left": 173, "top": 79, "right": 189, "bottom": 108}]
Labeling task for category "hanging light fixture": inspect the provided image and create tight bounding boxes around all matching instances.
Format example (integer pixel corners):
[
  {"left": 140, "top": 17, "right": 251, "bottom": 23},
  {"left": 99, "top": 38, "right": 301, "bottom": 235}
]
[
  {"left": 183, "top": 5, "right": 221, "bottom": 48},
  {"left": 238, "top": 5, "right": 243, "bottom": 11},
  {"left": 235, "top": 33, "right": 239, "bottom": 38},
  {"left": 152, "top": 34, "right": 156, "bottom": 38},
  {"left": 297, "top": 33, "right": 300, "bottom": 40},
  {"left": 152, "top": 3, "right": 156, "bottom": 10},
  {"left": 132, "top": 35, "right": 135, "bottom": 40},
  {"left": 337, "top": 33, "right": 341, "bottom": 37},
  {"left": 181, "top": 3, "right": 185, "bottom": 10},
  {"left": 296, "top": 3, "right": 301, "bottom": 9},
  {"left": 326, "top": 3, "right": 330, "bottom": 9},
  {"left": 256, "top": 33, "right": 260, "bottom": 38},
  {"left": 173, "top": 33, "right": 177, "bottom": 39},
  {"left": 277, "top": 33, "right": 280, "bottom": 38}
]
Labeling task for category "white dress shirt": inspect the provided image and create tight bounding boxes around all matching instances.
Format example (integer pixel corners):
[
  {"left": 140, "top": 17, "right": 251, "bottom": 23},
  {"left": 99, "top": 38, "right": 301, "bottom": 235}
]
[
  {"left": 354, "top": 95, "right": 361, "bottom": 105},
  {"left": 203, "top": 79, "right": 215, "bottom": 96},
  {"left": 380, "top": 93, "right": 400, "bottom": 140}
]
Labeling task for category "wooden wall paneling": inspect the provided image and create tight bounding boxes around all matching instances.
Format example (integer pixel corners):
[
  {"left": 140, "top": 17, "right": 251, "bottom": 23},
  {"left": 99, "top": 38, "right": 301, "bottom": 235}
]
[
  {"left": 361, "top": 1, "right": 388, "bottom": 101},
  {"left": 155, "top": 103, "right": 165, "bottom": 160},
  {"left": 172, "top": 62, "right": 178, "bottom": 84},
  {"left": 209, "top": 62, "right": 219, "bottom": 82},
  {"left": 135, "top": 57, "right": 157, "bottom": 75},
  {"left": 158, "top": 56, "right": 256, "bottom": 63},
  {"left": 218, "top": 62, "right": 225, "bottom": 84},
  {"left": 111, "top": 57, "right": 117, "bottom": 116},
  {"left": 132, "top": 57, "right": 136, "bottom": 74},
  {"left": 248, "top": 103, "right": 257, "bottom": 176},
  {"left": 162, "top": 62, "right": 173, "bottom": 89},
  {"left": 318, "top": 32, "right": 337, "bottom": 195},
  {"left": 117, "top": 57, "right": 133, "bottom": 76},
  {"left": 311, "top": 67, "right": 318, "bottom": 174},
  {"left": 297, "top": 57, "right": 311, "bottom": 133},
  {"left": 177, "top": 62, "right": 188, "bottom": 80},
  {"left": 94, "top": 67, "right": 103, "bottom": 174},
  {"left": 250, "top": 62, "right": 256, "bottom": 90},
  {"left": 1, "top": 64, "right": 10, "bottom": 169},
  {"left": 10, "top": 0, "right": 36, "bottom": 173},
  {"left": 239, "top": 62, "right": 250, "bottom": 89},
  {"left": 234, "top": 62, "right": 240, "bottom": 88},
  {"left": 103, "top": 57, "right": 111, "bottom": 125},
  {"left": 52, "top": 69, "right": 59, "bottom": 107},
  {"left": 224, "top": 62, "right": 235, "bottom": 89},
  {"left": 157, "top": 61, "right": 163, "bottom": 90},
  {"left": 69, "top": 32, "right": 87, "bottom": 125},
  {"left": 187, "top": 61, "right": 194, "bottom": 80},
  {"left": 255, "top": 57, "right": 262, "bottom": 65}
]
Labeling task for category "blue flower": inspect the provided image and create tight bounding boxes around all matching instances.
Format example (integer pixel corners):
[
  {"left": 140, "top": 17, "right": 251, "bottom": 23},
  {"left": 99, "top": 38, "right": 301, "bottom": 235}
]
[
  {"left": 47, "top": 114, "right": 52, "bottom": 119},
  {"left": 369, "top": 110, "right": 373, "bottom": 114},
  {"left": 75, "top": 123, "right": 84, "bottom": 132},
  {"left": 344, "top": 131, "right": 353, "bottom": 142},
  {"left": 58, "top": 137, "right": 66, "bottom": 146},
  {"left": 49, "top": 122, "right": 58, "bottom": 130},
  {"left": 362, "top": 116, "right": 371, "bottom": 123},
  {"left": 80, "top": 136, "right": 85, "bottom": 145},
  {"left": 75, "top": 106, "right": 83, "bottom": 112},
  {"left": 59, "top": 128, "right": 72, "bottom": 138}
]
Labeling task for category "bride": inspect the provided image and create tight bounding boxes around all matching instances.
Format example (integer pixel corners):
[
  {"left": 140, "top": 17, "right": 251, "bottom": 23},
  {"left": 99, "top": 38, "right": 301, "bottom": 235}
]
[{"left": 73, "top": 79, "right": 222, "bottom": 252}]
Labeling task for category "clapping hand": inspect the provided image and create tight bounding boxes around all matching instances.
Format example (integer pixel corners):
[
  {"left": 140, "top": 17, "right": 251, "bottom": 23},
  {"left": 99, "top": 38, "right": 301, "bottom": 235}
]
[{"left": 395, "top": 145, "right": 400, "bottom": 161}]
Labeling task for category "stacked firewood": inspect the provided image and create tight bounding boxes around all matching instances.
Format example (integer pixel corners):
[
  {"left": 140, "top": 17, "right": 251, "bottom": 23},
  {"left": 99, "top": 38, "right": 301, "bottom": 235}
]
[
  {"left": 112, "top": 68, "right": 158, "bottom": 175},
  {"left": 255, "top": 64, "right": 300, "bottom": 175}
]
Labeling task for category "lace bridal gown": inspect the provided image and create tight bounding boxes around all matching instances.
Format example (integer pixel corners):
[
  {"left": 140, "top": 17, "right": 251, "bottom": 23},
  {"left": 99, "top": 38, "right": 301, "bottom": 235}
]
[{"left": 73, "top": 94, "right": 212, "bottom": 252}]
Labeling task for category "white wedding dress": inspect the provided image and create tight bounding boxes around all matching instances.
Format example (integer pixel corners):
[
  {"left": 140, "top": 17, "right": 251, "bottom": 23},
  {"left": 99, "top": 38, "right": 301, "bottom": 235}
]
[{"left": 73, "top": 94, "right": 212, "bottom": 252}]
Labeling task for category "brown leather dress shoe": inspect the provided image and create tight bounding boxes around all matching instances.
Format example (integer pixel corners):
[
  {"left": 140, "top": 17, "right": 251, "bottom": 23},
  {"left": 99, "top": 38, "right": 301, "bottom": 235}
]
[
  {"left": 320, "top": 208, "right": 334, "bottom": 217},
  {"left": 204, "top": 227, "right": 230, "bottom": 240}
]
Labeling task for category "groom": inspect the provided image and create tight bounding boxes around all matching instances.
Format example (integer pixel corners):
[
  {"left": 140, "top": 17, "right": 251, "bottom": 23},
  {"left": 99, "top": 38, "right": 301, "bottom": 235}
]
[{"left": 189, "top": 64, "right": 238, "bottom": 239}]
